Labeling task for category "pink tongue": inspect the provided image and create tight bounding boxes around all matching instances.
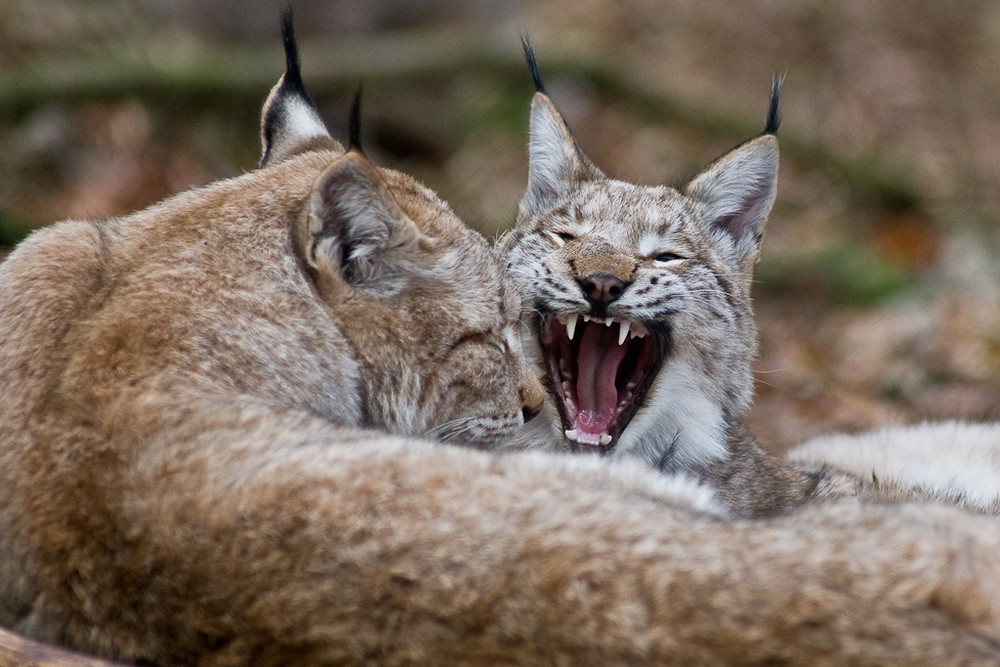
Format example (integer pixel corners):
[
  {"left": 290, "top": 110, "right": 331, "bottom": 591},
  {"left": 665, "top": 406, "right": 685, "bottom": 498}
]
[{"left": 574, "top": 323, "right": 626, "bottom": 435}]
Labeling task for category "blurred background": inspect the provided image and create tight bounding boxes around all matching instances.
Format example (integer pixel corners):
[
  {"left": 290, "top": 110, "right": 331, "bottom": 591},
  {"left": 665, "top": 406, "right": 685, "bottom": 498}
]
[{"left": 2, "top": 0, "right": 999, "bottom": 451}]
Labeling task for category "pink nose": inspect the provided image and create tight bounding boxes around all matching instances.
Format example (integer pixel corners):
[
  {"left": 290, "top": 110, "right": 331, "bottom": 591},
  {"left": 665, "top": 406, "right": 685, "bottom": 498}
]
[{"left": 578, "top": 273, "right": 626, "bottom": 306}]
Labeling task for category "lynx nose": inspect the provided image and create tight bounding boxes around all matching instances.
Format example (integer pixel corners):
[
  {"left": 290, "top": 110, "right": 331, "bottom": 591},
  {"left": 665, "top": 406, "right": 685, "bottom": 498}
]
[
  {"left": 520, "top": 382, "right": 544, "bottom": 423},
  {"left": 522, "top": 402, "right": 542, "bottom": 423},
  {"left": 578, "top": 273, "right": 627, "bottom": 306}
]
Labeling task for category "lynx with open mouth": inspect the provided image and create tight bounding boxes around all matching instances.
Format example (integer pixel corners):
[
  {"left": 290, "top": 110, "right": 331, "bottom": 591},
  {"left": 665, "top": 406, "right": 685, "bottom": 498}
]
[{"left": 540, "top": 313, "right": 665, "bottom": 451}]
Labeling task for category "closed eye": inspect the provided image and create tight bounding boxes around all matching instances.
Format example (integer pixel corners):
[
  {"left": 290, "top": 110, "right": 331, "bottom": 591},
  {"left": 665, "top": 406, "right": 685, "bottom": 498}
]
[
  {"left": 653, "top": 252, "right": 687, "bottom": 263},
  {"left": 447, "top": 331, "right": 505, "bottom": 356},
  {"left": 448, "top": 331, "right": 488, "bottom": 353},
  {"left": 547, "top": 230, "right": 576, "bottom": 246}
]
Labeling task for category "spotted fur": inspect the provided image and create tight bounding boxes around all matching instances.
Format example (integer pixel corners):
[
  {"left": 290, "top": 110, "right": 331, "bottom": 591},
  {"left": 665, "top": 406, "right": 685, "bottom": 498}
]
[
  {"left": 3, "top": 23, "right": 1000, "bottom": 664},
  {"left": 498, "top": 51, "right": 820, "bottom": 515}
]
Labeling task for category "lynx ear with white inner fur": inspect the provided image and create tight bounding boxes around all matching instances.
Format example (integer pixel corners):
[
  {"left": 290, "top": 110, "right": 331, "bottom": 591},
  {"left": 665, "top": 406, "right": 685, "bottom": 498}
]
[
  {"left": 260, "top": 8, "right": 342, "bottom": 167},
  {"left": 307, "top": 151, "right": 426, "bottom": 295},
  {"left": 519, "top": 93, "right": 605, "bottom": 219},
  {"left": 684, "top": 134, "right": 779, "bottom": 269}
]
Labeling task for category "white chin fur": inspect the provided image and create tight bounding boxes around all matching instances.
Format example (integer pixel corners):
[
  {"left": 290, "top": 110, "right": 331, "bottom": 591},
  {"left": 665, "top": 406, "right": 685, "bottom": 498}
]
[
  {"left": 788, "top": 420, "right": 1000, "bottom": 511},
  {"left": 615, "top": 359, "right": 728, "bottom": 470}
]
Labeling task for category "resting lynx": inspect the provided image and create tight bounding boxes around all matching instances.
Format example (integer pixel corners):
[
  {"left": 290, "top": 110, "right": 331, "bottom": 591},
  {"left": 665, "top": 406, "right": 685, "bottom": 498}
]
[
  {"left": 0, "top": 14, "right": 547, "bottom": 661},
  {"left": 3, "top": 17, "right": 1000, "bottom": 664},
  {"left": 499, "top": 43, "right": 830, "bottom": 515}
]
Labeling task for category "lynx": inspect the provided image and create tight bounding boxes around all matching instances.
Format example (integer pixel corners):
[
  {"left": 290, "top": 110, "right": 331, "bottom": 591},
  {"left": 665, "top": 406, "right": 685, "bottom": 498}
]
[
  {"left": 787, "top": 420, "right": 1000, "bottom": 512},
  {"left": 2, "top": 17, "right": 1000, "bottom": 664},
  {"left": 498, "top": 42, "right": 830, "bottom": 516}
]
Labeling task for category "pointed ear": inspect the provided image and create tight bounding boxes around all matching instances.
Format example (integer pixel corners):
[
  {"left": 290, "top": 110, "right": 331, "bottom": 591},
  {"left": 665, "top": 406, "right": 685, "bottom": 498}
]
[
  {"left": 518, "top": 92, "right": 604, "bottom": 219},
  {"left": 684, "top": 135, "right": 778, "bottom": 267},
  {"left": 260, "top": 8, "right": 343, "bottom": 167},
  {"left": 306, "top": 151, "right": 427, "bottom": 295}
]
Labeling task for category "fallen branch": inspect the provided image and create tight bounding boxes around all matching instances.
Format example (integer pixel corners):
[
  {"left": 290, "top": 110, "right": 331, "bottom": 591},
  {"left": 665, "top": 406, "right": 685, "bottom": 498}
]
[{"left": 0, "top": 625, "right": 121, "bottom": 666}]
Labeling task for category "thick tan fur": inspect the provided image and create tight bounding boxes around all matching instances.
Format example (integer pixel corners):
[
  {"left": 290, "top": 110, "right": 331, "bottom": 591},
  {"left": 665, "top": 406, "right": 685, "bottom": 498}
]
[
  {"left": 0, "top": 138, "right": 548, "bottom": 662},
  {"left": 3, "top": 27, "right": 1000, "bottom": 665}
]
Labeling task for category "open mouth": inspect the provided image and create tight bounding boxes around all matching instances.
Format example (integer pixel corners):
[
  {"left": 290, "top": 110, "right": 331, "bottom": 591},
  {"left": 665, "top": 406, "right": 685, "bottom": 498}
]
[{"left": 540, "top": 313, "right": 666, "bottom": 452}]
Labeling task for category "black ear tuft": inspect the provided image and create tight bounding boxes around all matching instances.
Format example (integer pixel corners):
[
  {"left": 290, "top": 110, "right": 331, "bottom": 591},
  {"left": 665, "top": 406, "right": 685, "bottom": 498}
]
[
  {"left": 520, "top": 33, "right": 547, "bottom": 94},
  {"left": 280, "top": 7, "right": 303, "bottom": 94},
  {"left": 764, "top": 74, "right": 783, "bottom": 135},
  {"left": 274, "top": 6, "right": 318, "bottom": 120},
  {"left": 260, "top": 6, "right": 338, "bottom": 167},
  {"left": 349, "top": 86, "right": 363, "bottom": 152}
]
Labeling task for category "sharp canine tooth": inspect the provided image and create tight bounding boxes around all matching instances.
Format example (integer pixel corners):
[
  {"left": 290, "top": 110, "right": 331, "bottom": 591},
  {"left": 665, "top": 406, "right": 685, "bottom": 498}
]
[
  {"left": 600, "top": 434, "right": 612, "bottom": 446},
  {"left": 564, "top": 429, "right": 578, "bottom": 442},
  {"left": 565, "top": 313, "right": 578, "bottom": 340},
  {"left": 618, "top": 321, "right": 630, "bottom": 345}
]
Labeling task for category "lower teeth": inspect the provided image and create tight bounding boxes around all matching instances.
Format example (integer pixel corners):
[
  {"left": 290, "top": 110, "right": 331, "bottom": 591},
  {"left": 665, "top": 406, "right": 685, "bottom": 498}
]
[{"left": 564, "top": 430, "right": 613, "bottom": 446}]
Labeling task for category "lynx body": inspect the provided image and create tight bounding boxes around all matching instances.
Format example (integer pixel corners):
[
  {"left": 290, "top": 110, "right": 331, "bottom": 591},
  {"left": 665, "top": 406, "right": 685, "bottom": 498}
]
[{"left": 1, "top": 21, "right": 1000, "bottom": 665}]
